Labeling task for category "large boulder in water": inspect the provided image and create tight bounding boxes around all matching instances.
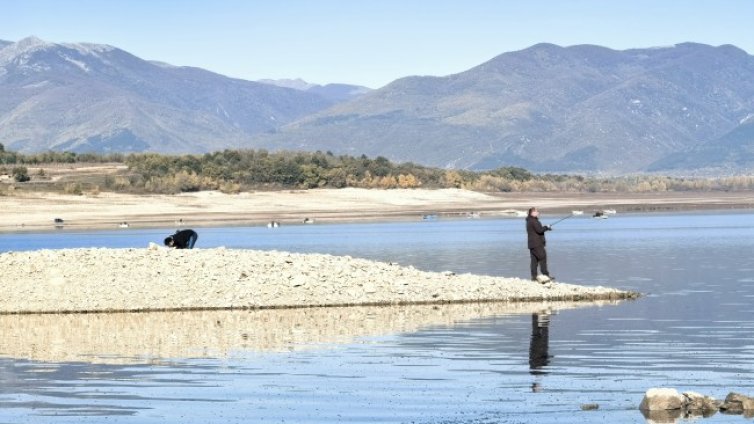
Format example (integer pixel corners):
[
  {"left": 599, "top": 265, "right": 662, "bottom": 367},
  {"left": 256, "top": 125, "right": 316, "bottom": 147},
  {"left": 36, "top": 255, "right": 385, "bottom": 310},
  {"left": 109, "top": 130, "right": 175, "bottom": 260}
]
[
  {"left": 719, "top": 392, "right": 754, "bottom": 414},
  {"left": 640, "top": 388, "right": 684, "bottom": 411}
]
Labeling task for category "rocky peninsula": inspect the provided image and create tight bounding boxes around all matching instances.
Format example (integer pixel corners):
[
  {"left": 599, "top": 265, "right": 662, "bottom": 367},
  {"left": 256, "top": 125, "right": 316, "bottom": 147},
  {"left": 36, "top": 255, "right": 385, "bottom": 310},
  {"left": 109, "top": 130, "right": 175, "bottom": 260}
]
[{"left": 0, "top": 247, "right": 637, "bottom": 314}]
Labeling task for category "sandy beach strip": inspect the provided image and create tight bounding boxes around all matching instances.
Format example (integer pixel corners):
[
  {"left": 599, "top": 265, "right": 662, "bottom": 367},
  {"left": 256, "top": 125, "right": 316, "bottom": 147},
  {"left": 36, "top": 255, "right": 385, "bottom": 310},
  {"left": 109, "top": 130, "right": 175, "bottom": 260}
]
[
  {"left": 0, "top": 247, "right": 637, "bottom": 314},
  {"left": 2, "top": 188, "right": 754, "bottom": 232}
]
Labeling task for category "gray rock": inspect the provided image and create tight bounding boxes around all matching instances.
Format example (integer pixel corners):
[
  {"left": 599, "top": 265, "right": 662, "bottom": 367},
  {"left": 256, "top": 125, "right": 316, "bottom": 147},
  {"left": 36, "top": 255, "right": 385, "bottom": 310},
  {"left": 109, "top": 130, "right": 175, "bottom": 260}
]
[
  {"left": 719, "top": 392, "right": 754, "bottom": 413},
  {"left": 682, "top": 391, "right": 720, "bottom": 414}
]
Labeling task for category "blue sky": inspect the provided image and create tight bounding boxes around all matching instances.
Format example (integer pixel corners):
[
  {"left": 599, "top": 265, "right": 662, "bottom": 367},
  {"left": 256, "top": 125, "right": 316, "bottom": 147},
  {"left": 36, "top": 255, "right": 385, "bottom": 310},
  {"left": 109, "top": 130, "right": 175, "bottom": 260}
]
[{"left": 2, "top": 0, "right": 753, "bottom": 88}]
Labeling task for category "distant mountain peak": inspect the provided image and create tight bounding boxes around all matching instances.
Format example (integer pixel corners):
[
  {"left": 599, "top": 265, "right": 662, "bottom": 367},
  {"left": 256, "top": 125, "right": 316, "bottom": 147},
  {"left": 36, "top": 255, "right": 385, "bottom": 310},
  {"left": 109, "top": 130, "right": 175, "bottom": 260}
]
[
  {"left": 16, "top": 35, "right": 50, "bottom": 49},
  {"left": 0, "top": 36, "right": 54, "bottom": 63},
  {"left": 258, "top": 78, "right": 373, "bottom": 103},
  {"left": 258, "top": 78, "right": 317, "bottom": 91},
  {"left": 3, "top": 36, "right": 116, "bottom": 53},
  {"left": 63, "top": 41, "right": 116, "bottom": 55},
  {"left": 526, "top": 42, "right": 565, "bottom": 51},
  {"left": 0, "top": 36, "right": 118, "bottom": 69}
]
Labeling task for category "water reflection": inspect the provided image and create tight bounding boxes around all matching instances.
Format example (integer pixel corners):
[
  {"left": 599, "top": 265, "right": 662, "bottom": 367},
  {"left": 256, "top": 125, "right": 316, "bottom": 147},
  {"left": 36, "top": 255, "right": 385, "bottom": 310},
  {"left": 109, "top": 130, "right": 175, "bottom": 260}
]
[
  {"left": 0, "top": 301, "right": 618, "bottom": 364},
  {"left": 639, "top": 408, "right": 754, "bottom": 424},
  {"left": 529, "top": 310, "right": 551, "bottom": 393},
  {"left": 529, "top": 310, "right": 552, "bottom": 372}
]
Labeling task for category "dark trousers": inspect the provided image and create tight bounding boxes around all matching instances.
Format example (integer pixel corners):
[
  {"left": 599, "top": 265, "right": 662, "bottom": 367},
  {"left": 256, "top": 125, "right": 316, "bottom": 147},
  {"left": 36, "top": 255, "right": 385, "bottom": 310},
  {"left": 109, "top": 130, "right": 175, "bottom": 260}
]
[
  {"left": 529, "top": 246, "right": 549, "bottom": 279},
  {"left": 186, "top": 233, "right": 198, "bottom": 249}
]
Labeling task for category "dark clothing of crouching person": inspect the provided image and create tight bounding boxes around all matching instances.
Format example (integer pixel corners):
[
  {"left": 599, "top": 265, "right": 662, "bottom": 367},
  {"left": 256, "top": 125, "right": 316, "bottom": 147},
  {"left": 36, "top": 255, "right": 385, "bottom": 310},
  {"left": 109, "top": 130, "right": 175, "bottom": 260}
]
[
  {"left": 164, "top": 229, "right": 198, "bottom": 249},
  {"left": 526, "top": 207, "right": 552, "bottom": 281}
]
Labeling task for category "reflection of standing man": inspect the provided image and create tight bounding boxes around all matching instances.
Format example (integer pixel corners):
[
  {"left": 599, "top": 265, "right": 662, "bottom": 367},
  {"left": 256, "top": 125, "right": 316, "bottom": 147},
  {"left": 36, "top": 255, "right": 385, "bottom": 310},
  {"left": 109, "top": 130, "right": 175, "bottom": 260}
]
[{"left": 529, "top": 311, "right": 551, "bottom": 372}]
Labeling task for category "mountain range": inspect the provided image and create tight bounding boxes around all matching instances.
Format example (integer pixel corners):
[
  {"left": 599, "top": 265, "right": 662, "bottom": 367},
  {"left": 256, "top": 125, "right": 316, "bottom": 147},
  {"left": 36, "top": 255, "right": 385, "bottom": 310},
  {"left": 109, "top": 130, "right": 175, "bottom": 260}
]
[
  {"left": 252, "top": 42, "right": 754, "bottom": 173},
  {"left": 0, "top": 37, "right": 337, "bottom": 154},
  {"left": 2, "top": 37, "right": 754, "bottom": 173}
]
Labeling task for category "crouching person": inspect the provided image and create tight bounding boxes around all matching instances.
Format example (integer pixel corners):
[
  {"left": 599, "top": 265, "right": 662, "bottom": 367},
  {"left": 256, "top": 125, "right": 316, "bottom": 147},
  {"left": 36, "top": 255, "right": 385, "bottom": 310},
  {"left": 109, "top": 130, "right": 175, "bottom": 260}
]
[{"left": 164, "top": 229, "right": 198, "bottom": 249}]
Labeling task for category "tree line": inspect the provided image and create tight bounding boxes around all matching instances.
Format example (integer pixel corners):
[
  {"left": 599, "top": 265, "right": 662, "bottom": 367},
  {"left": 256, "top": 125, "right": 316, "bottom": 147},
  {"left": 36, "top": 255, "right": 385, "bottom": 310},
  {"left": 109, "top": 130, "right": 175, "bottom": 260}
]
[
  {"left": 2, "top": 143, "right": 754, "bottom": 194},
  {"left": 0, "top": 144, "right": 126, "bottom": 165}
]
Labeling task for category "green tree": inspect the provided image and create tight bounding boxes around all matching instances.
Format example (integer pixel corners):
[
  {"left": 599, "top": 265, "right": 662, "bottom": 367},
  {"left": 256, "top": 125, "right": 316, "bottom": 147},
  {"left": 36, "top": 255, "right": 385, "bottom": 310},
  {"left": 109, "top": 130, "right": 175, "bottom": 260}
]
[{"left": 12, "top": 166, "right": 30, "bottom": 182}]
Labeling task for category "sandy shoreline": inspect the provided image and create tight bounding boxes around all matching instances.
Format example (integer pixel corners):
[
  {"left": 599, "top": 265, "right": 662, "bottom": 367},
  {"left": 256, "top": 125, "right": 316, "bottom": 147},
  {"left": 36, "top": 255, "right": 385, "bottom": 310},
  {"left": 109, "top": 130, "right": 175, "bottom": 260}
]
[
  {"left": 0, "top": 247, "right": 637, "bottom": 314},
  {"left": 2, "top": 188, "right": 754, "bottom": 233}
]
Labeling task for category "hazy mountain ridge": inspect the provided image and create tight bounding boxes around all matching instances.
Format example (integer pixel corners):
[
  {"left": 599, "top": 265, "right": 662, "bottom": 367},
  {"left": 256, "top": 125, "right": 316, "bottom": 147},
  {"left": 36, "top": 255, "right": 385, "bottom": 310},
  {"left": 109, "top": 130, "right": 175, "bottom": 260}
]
[
  {"left": 253, "top": 42, "right": 754, "bottom": 172},
  {"left": 0, "top": 37, "right": 334, "bottom": 153},
  {"left": 258, "top": 78, "right": 372, "bottom": 103}
]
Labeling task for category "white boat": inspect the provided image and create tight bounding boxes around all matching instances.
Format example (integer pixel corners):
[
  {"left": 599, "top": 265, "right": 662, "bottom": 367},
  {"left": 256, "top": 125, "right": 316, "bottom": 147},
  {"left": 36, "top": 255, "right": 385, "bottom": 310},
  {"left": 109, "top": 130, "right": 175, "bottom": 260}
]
[
  {"left": 118, "top": 222, "right": 129, "bottom": 228},
  {"left": 571, "top": 210, "right": 584, "bottom": 215},
  {"left": 267, "top": 221, "right": 280, "bottom": 228},
  {"left": 603, "top": 209, "right": 617, "bottom": 215}
]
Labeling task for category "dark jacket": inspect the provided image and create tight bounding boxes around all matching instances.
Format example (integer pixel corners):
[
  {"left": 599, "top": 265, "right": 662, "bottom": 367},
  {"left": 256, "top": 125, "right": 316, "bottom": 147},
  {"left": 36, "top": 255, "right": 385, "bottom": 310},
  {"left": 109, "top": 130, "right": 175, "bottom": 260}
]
[
  {"left": 526, "top": 216, "right": 549, "bottom": 249},
  {"left": 170, "top": 229, "right": 197, "bottom": 249}
]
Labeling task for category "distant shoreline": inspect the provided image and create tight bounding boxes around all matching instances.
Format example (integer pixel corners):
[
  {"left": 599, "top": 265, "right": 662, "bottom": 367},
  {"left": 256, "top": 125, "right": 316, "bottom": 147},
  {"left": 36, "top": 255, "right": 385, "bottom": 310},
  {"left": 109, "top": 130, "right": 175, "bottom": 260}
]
[{"left": 2, "top": 188, "right": 754, "bottom": 233}]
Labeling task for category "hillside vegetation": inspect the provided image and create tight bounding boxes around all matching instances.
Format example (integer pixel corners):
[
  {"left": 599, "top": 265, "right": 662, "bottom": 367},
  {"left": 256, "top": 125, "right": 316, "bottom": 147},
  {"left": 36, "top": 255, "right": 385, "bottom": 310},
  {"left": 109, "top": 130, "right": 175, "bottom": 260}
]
[{"left": 2, "top": 144, "right": 754, "bottom": 195}]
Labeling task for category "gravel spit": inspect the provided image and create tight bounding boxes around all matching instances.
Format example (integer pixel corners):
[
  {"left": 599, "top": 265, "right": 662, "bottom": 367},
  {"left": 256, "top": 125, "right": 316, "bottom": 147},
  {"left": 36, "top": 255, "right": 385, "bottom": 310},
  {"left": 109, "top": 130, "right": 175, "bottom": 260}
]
[{"left": 0, "top": 248, "right": 638, "bottom": 314}]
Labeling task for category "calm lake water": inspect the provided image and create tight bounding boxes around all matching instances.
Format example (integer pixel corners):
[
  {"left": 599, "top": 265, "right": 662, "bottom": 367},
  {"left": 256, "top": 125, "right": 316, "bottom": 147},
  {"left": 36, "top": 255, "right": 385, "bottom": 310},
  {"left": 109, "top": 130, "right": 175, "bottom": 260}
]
[{"left": 1, "top": 211, "right": 753, "bottom": 423}]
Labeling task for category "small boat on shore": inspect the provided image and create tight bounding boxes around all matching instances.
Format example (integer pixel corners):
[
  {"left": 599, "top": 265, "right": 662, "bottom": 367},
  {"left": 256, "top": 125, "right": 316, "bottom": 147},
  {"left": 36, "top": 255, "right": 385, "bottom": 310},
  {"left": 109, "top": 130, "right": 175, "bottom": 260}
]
[{"left": 571, "top": 210, "right": 584, "bottom": 215}]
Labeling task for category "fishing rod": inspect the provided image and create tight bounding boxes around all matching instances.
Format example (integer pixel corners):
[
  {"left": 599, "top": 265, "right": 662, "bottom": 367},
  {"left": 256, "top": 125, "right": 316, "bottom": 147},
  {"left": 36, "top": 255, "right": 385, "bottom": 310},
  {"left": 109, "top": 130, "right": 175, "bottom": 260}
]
[{"left": 548, "top": 213, "right": 576, "bottom": 227}]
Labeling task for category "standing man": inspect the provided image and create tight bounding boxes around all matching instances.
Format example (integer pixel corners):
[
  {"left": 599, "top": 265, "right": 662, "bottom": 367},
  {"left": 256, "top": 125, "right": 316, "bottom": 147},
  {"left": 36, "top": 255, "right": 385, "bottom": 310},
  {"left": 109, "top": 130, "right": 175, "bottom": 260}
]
[
  {"left": 164, "top": 229, "right": 198, "bottom": 249},
  {"left": 526, "top": 207, "right": 553, "bottom": 281}
]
